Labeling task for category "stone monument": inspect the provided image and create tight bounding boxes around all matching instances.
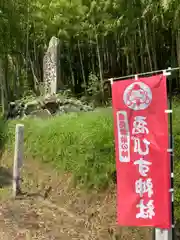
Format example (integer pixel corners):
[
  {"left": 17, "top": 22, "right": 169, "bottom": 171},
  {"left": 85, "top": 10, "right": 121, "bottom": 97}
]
[{"left": 43, "top": 36, "right": 60, "bottom": 96}]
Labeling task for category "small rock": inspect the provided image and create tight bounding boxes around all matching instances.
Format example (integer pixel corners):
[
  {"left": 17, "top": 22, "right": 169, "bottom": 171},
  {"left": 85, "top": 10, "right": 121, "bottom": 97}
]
[
  {"left": 42, "top": 95, "right": 59, "bottom": 114},
  {"left": 29, "top": 109, "right": 52, "bottom": 119},
  {"left": 7, "top": 94, "right": 94, "bottom": 120},
  {"left": 81, "top": 105, "right": 93, "bottom": 111},
  {"left": 7, "top": 102, "right": 24, "bottom": 119},
  {"left": 24, "top": 100, "right": 40, "bottom": 115}
]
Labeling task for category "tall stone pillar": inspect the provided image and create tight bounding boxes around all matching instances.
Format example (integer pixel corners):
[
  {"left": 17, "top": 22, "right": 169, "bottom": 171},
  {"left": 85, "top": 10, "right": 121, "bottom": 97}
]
[{"left": 43, "top": 36, "right": 60, "bottom": 95}]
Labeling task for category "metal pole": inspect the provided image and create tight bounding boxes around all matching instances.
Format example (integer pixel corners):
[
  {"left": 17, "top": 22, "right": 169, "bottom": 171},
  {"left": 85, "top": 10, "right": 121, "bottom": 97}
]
[
  {"left": 154, "top": 137, "right": 173, "bottom": 240},
  {"left": 169, "top": 74, "right": 175, "bottom": 240},
  {"left": 108, "top": 66, "right": 180, "bottom": 81},
  {"left": 155, "top": 71, "right": 175, "bottom": 240}
]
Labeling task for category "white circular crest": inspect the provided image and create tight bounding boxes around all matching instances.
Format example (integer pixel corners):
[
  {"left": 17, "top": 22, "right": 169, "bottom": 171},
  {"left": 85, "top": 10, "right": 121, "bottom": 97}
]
[{"left": 123, "top": 82, "right": 152, "bottom": 110}]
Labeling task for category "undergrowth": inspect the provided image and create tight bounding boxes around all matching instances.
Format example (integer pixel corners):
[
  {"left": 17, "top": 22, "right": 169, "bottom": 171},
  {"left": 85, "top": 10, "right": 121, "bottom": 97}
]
[{"left": 6, "top": 108, "right": 115, "bottom": 190}]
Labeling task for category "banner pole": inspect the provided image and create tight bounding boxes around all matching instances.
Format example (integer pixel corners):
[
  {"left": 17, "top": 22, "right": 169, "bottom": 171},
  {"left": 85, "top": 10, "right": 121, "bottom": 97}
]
[
  {"left": 154, "top": 136, "right": 173, "bottom": 240},
  {"left": 108, "top": 66, "right": 180, "bottom": 82},
  {"left": 169, "top": 73, "right": 175, "bottom": 240},
  {"left": 154, "top": 70, "right": 175, "bottom": 240}
]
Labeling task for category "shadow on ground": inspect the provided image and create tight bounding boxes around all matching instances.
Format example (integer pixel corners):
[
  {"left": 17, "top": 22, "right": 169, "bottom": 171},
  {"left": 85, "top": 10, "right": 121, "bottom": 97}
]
[{"left": 0, "top": 167, "right": 12, "bottom": 188}]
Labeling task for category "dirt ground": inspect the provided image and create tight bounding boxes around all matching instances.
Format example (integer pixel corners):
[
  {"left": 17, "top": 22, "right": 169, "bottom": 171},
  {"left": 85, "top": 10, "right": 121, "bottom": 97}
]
[{"left": 0, "top": 153, "right": 152, "bottom": 239}]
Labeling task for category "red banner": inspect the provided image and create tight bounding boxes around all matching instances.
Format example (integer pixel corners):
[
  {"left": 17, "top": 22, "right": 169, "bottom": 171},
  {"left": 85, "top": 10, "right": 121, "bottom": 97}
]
[{"left": 111, "top": 74, "right": 171, "bottom": 228}]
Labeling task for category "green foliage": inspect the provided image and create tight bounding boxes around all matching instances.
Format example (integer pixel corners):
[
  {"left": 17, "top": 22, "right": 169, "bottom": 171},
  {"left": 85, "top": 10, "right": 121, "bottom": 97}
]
[
  {"left": 1, "top": 0, "right": 180, "bottom": 104},
  {"left": 7, "top": 108, "right": 115, "bottom": 190},
  {"left": 87, "top": 73, "right": 100, "bottom": 96},
  {"left": 86, "top": 73, "right": 108, "bottom": 106},
  {"left": 0, "top": 0, "right": 27, "bottom": 55},
  {"left": 0, "top": 117, "right": 8, "bottom": 154}
]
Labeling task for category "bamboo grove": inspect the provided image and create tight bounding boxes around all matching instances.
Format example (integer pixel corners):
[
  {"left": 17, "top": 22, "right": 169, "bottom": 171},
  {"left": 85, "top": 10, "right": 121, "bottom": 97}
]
[{"left": 0, "top": 0, "right": 180, "bottom": 107}]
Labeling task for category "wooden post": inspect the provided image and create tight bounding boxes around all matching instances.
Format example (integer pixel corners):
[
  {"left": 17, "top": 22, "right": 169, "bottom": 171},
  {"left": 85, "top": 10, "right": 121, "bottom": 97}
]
[{"left": 13, "top": 124, "right": 24, "bottom": 197}]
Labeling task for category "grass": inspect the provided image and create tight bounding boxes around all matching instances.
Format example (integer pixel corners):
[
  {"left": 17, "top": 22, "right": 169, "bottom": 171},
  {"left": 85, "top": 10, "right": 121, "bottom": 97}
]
[
  {"left": 2, "top": 101, "right": 180, "bottom": 220},
  {"left": 6, "top": 108, "right": 115, "bottom": 190}
]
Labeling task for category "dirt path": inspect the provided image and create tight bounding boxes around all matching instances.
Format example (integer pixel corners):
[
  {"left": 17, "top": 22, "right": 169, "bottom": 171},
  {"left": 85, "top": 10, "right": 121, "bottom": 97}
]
[{"left": 0, "top": 154, "right": 152, "bottom": 239}]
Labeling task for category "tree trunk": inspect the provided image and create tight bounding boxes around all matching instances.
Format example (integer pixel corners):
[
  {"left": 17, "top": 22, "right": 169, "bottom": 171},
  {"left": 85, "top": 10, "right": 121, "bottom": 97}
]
[
  {"left": 132, "top": 36, "right": 138, "bottom": 73},
  {"left": 95, "top": 32, "right": 104, "bottom": 99},
  {"left": 14, "top": 58, "right": 19, "bottom": 98},
  {"left": 138, "top": 21, "right": 145, "bottom": 72},
  {"left": 0, "top": 58, "right": 8, "bottom": 115},
  {"left": 151, "top": 22, "right": 157, "bottom": 70},
  {"left": 29, "top": 55, "right": 40, "bottom": 95},
  {"left": 176, "top": 30, "right": 180, "bottom": 88},
  {"left": 143, "top": 18, "right": 153, "bottom": 71},
  {"left": 67, "top": 47, "right": 75, "bottom": 91},
  {"left": 78, "top": 40, "right": 87, "bottom": 94},
  {"left": 89, "top": 38, "right": 95, "bottom": 74}
]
